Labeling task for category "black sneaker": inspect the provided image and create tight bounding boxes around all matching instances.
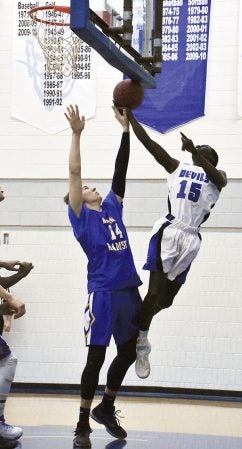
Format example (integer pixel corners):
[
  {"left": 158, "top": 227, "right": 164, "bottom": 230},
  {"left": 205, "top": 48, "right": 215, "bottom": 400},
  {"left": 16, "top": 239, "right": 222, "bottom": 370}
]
[
  {"left": 90, "top": 404, "right": 127, "bottom": 439},
  {"left": 0, "top": 439, "right": 22, "bottom": 449},
  {"left": 73, "top": 423, "right": 92, "bottom": 448}
]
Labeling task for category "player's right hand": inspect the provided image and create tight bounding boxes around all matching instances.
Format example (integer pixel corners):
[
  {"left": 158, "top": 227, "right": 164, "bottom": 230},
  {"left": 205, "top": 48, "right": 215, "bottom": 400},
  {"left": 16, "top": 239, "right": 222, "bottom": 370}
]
[
  {"left": 64, "top": 104, "right": 85, "bottom": 135},
  {"left": 180, "top": 132, "right": 195, "bottom": 153}
]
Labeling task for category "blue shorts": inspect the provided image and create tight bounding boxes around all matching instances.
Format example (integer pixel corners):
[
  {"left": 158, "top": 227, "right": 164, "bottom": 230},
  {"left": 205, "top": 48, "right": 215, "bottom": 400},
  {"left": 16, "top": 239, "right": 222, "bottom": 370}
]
[
  {"left": 84, "top": 287, "right": 142, "bottom": 346},
  {"left": 0, "top": 336, "right": 11, "bottom": 360}
]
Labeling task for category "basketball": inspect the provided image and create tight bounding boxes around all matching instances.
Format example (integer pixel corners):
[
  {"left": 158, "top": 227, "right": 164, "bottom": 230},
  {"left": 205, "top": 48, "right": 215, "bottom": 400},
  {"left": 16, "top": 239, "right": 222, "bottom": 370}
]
[{"left": 113, "top": 79, "right": 144, "bottom": 110}]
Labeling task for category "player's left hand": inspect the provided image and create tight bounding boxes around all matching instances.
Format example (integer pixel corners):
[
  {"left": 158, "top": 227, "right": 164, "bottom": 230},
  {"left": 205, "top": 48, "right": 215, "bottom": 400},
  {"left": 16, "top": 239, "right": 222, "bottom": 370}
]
[{"left": 180, "top": 132, "right": 196, "bottom": 153}]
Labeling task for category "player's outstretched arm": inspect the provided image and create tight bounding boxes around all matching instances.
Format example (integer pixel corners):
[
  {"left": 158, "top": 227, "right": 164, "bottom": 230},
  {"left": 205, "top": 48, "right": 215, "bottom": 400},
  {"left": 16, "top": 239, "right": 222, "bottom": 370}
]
[
  {"left": 64, "top": 105, "right": 85, "bottom": 217},
  {"left": 0, "top": 260, "right": 21, "bottom": 271},
  {"left": 0, "top": 261, "right": 34, "bottom": 289},
  {"left": 128, "top": 110, "right": 179, "bottom": 173},
  {"left": 111, "top": 107, "right": 130, "bottom": 203},
  {"left": 180, "top": 132, "right": 227, "bottom": 190}
]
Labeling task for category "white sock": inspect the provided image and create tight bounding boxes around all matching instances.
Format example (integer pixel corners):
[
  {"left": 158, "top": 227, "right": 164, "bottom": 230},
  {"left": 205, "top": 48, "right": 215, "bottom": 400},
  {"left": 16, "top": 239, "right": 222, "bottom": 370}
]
[
  {"left": 139, "top": 330, "right": 149, "bottom": 340},
  {"left": 0, "top": 354, "right": 17, "bottom": 417}
]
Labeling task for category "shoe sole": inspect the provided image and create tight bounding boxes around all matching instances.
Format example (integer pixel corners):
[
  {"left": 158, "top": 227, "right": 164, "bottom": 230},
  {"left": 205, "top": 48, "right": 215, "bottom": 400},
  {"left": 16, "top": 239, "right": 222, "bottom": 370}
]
[
  {"left": 0, "top": 433, "right": 23, "bottom": 442},
  {"left": 73, "top": 437, "right": 91, "bottom": 448},
  {"left": 73, "top": 442, "right": 91, "bottom": 449},
  {"left": 135, "top": 369, "right": 150, "bottom": 379},
  {"left": 135, "top": 354, "right": 151, "bottom": 379},
  {"left": 73, "top": 443, "right": 92, "bottom": 449},
  {"left": 90, "top": 412, "right": 127, "bottom": 439}
]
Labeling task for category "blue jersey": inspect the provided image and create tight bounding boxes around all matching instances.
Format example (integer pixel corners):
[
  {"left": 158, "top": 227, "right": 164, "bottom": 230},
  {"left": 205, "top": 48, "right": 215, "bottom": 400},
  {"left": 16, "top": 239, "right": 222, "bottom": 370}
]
[{"left": 68, "top": 190, "right": 142, "bottom": 293}]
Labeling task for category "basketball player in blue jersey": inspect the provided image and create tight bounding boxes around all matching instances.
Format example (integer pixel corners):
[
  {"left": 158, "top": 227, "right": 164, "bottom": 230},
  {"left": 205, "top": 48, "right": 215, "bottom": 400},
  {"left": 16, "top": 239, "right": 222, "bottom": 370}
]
[
  {"left": 64, "top": 104, "right": 142, "bottom": 448},
  {"left": 128, "top": 111, "right": 227, "bottom": 379}
]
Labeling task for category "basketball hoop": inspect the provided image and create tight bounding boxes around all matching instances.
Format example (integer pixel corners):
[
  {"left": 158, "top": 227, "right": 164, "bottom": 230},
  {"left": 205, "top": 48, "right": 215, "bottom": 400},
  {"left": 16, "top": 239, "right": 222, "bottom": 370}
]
[{"left": 29, "top": 5, "right": 81, "bottom": 77}]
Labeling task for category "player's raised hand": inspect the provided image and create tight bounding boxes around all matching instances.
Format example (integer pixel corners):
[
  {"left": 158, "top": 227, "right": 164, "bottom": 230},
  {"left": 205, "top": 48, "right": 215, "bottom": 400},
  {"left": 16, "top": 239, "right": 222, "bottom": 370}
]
[
  {"left": 64, "top": 104, "right": 85, "bottom": 135},
  {"left": 112, "top": 106, "right": 129, "bottom": 132},
  {"left": 180, "top": 132, "right": 196, "bottom": 153}
]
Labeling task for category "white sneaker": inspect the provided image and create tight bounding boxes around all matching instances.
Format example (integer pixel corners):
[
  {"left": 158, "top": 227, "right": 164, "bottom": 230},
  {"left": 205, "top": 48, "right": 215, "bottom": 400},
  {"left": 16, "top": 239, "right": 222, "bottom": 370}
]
[
  {"left": 0, "top": 418, "right": 23, "bottom": 441},
  {"left": 135, "top": 338, "right": 151, "bottom": 379}
]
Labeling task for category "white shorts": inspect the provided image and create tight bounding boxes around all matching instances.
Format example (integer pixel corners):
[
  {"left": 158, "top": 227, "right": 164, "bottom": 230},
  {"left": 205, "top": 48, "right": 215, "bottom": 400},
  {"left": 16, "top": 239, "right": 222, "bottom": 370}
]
[{"left": 143, "top": 215, "right": 201, "bottom": 283}]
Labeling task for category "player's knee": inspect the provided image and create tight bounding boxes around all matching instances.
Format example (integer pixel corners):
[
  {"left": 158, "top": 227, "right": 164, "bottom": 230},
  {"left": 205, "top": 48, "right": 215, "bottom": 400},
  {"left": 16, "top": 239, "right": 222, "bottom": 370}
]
[
  {"left": 86, "top": 346, "right": 106, "bottom": 372},
  {"left": 142, "top": 293, "right": 160, "bottom": 316},
  {"left": 0, "top": 353, "right": 18, "bottom": 385},
  {"left": 6, "top": 354, "right": 17, "bottom": 379},
  {"left": 117, "top": 337, "right": 137, "bottom": 366},
  {"left": 155, "top": 296, "right": 174, "bottom": 313}
]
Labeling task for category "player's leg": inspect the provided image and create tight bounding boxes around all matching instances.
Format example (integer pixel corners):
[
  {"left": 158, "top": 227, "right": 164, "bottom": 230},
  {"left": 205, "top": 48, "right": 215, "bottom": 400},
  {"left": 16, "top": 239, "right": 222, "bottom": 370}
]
[
  {"left": 136, "top": 272, "right": 183, "bottom": 379},
  {"left": 74, "top": 344, "right": 106, "bottom": 448},
  {"left": 0, "top": 346, "right": 23, "bottom": 443},
  {"left": 91, "top": 287, "right": 141, "bottom": 440},
  {"left": 139, "top": 269, "right": 168, "bottom": 331},
  {"left": 153, "top": 277, "right": 182, "bottom": 315},
  {"left": 74, "top": 291, "right": 112, "bottom": 448},
  {"left": 135, "top": 269, "right": 168, "bottom": 379},
  {"left": 91, "top": 335, "right": 137, "bottom": 440}
]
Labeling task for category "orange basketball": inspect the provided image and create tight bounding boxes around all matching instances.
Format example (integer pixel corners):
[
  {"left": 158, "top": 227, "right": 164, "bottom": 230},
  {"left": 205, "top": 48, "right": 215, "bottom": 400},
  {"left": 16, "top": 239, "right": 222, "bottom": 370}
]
[{"left": 113, "top": 79, "right": 144, "bottom": 110}]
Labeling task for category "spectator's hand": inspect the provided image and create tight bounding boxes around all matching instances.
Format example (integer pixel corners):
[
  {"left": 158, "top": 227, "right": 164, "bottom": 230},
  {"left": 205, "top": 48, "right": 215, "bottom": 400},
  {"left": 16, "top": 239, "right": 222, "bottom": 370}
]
[
  {"left": 180, "top": 132, "right": 196, "bottom": 153},
  {"left": 64, "top": 104, "right": 85, "bottom": 135},
  {"left": 3, "top": 315, "right": 13, "bottom": 332},
  {"left": 7, "top": 297, "right": 25, "bottom": 319},
  {"left": 0, "top": 260, "right": 21, "bottom": 271},
  {"left": 0, "top": 302, "right": 15, "bottom": 316},
  {"left": 112, "top": 106, "right": 129, "bottom": 132},
  {"left": 18, "top": 262, "right": 34, "bottom": 277}
]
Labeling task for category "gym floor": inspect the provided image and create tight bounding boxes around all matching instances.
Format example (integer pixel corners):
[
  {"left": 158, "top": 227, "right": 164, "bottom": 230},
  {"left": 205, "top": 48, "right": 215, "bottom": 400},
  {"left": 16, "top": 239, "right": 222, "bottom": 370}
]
[{"left": 4, "top": 394, "right": 242, "bottom": 448}]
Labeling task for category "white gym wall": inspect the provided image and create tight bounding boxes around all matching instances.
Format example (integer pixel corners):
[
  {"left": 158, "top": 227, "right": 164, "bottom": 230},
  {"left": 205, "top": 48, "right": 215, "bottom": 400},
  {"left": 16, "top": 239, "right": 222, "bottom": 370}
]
[{"left": 0, "top": 0, "right": 241, "bottom": 390}]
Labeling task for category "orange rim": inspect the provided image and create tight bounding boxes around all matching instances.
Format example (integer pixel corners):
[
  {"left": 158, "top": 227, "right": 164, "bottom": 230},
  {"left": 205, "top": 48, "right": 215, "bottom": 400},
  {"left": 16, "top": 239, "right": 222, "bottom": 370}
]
[{"left": 29, "top": 5, "right": 70, "bottom": 26}]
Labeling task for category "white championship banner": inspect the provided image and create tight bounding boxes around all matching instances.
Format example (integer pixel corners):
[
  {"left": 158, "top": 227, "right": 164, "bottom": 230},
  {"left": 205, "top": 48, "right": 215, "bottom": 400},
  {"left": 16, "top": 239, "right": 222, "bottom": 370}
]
[
  {"left": 11, "top": 1, "right": 97, "bottom": 133},
  {"left": 238, "top": 0, "right": 242, "bottom": 117}
]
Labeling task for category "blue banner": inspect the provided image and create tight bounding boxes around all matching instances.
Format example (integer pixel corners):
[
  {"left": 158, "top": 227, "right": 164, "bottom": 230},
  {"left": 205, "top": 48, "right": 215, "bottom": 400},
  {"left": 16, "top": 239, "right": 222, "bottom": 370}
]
[{"left": 134, "top": 0, "right": 211, "bottom": 133}]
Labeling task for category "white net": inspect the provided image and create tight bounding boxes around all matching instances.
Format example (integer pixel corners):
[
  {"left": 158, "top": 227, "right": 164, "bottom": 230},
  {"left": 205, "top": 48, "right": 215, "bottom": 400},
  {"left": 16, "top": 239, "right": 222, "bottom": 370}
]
[{"left": 30, "top": 6, "right": 81, "bottom": 77}]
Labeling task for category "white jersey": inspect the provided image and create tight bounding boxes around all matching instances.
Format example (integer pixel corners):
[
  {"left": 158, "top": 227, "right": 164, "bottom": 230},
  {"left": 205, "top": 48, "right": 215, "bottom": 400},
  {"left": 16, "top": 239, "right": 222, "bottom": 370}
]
[
  {"left": 166, "top": 161, "right": 220, "bottom": 228},
  {"left": 146, "top": 162, "right": 221, "bottom": 281}
]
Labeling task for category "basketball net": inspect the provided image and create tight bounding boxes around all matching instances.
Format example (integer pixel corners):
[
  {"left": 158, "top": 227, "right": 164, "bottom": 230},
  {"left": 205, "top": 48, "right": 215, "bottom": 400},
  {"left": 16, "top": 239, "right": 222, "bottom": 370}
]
[{"left": 29, "top": 6, "right": 81, "bottom": 77}]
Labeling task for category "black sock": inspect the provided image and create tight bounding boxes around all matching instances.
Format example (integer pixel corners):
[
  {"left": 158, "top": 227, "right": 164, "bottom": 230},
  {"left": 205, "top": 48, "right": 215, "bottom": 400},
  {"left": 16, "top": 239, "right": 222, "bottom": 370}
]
[
  {"left": 78, "top": 407, "right": 90, "bottom": 427},
  {"left": 101, "top": 393, "right": 115, "bottom": 411}
]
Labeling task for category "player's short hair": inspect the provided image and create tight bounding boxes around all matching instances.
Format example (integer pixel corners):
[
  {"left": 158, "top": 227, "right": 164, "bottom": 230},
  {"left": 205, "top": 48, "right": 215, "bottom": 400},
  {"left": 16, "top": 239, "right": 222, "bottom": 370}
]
[
  {"left": 196, "top": 145, "right": 219, "bottom": 167},
  {"left": 64, "top": 193, "right": 69, "bottom": 204}
]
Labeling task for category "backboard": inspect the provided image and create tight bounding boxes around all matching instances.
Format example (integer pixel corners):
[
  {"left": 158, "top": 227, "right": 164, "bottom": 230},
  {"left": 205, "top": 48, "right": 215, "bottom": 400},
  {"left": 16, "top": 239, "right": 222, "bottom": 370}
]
[{"left": 70, "top": 0, "right": 159, "bottom": 88}]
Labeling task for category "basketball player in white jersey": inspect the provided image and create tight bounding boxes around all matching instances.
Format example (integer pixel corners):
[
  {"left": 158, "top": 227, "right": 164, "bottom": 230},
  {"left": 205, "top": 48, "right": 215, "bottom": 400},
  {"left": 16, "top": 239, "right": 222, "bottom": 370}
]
[{"left": 128, "top": 112, "right": 227, "bottom": 379}]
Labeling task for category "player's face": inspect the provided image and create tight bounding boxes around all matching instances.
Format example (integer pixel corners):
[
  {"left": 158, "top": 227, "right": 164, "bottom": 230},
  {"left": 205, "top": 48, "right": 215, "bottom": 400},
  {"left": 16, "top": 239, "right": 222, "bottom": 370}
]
[
  {"left": 0, "top": 188, "right": 5, "bottom": 202},
  {"left": 82, "top": 186, "right": 102, "bottom": 204},
  {"left": 193, "top": 147, "right": 216, "bottom": 167}
]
